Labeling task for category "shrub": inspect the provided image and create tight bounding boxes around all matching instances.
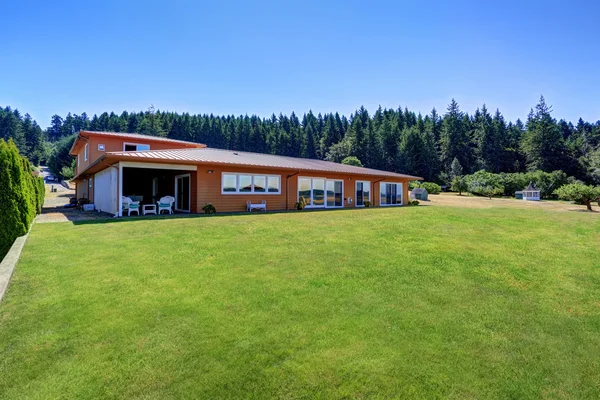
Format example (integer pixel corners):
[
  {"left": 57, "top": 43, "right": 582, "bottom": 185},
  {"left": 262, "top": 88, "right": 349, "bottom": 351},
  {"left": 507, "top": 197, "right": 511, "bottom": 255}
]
[
  {"left": 363, "top": 200, "right": 371, "bottom": 207},
  {"left": 554, "top": 183, "right": 600, "bottom": 211},
  {"left": 202, "top": 203, "right": 216, "bottom": 214},
  {"left": 408, "top": 180, "right": 420, "bottom": 190},
  {"left": 411, "top": 200, "right": 420, "bottom": 206},
  {"left": 0, "top": 139, "right": 44, "bottom": 259},
  {"left": 418, "top": 182, "right": 441, "bottom": 194},
  {"left": 341, "top": 156, "right": 363, "bottom": 167}
]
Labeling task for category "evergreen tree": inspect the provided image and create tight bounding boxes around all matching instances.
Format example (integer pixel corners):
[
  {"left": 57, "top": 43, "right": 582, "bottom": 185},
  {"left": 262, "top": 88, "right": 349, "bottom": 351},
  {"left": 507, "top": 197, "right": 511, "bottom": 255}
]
[
  {"left": 440, "top": 99, "right": 472, "bottom": 173},
  {"left": 521, "top": 96, "right": 569, "bottom": 172}
]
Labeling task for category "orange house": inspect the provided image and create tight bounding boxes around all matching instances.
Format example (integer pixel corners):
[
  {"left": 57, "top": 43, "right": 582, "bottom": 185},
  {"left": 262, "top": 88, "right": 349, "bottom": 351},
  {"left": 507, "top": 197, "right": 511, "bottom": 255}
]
[{"left": 70, "top": 130, "right": 422, "bottom": 216}]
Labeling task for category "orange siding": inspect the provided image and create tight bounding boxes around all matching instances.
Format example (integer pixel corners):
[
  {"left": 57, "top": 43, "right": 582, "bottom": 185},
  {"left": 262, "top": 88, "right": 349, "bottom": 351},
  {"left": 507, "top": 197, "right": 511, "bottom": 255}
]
[
  {"left": 196, "top": 165, "right": 412, "bottom": 213},
  {"left": 74, "top": 135, "right": 198, "bottom": 176}
]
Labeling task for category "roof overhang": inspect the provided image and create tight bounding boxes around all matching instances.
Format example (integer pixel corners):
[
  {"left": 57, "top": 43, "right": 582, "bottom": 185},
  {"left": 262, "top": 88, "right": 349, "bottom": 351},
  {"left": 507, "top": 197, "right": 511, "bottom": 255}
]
[{"left": 72, "top": 153, "right": 423, "bottom": 182}]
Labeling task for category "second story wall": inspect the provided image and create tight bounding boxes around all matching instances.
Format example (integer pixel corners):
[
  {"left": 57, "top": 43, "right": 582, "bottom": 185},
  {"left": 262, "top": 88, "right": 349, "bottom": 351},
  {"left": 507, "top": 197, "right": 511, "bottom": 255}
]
[{"left": 73, "top": 133, "right": 203, "bottom": 176}]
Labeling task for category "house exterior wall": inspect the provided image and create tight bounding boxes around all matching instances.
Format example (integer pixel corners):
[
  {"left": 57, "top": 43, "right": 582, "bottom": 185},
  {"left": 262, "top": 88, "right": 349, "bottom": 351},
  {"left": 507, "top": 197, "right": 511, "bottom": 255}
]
[
  {"left": 75, "top": 177, "right": 94, "bottom": 200},
  {"left": 74, "top": 135, "right": 198, "bottom": 176},
  {"left": 195, "top": 164, "right": 411, "bottom": 213}
]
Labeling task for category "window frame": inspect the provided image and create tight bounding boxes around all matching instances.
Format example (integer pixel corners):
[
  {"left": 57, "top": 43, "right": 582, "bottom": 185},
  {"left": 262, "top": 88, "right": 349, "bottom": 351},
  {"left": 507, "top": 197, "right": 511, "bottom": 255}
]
[
  {"left": 123, "top": 142, "right": 151, "bottom": 151},
  {"left": 84, "top": 143, "right": 89, "bottom": 161},
  {"left": 380, "top": 182, "right": 403, "bottom": 206},
  {"left": 220, "top": 172, "right": 282, "bottom": 195},
  {"left": 355, "top": 180, "right": 371, "bottom": 207},
  {"left": 298, "top": 176, "right": 344, "bottom": 209}
]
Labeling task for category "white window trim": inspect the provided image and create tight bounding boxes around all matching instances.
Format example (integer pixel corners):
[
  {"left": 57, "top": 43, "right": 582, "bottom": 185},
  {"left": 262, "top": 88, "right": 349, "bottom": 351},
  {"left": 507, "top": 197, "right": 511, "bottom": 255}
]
[
  {"left": 355, "top": 180, "right": 371, "bottom": 207},
  {"left": 123, "top": 142, "right": 151, "bottom": 151},
  {"left": 380, "top": 182, "right": 404, "bottom": 206},
  {"left": 298, "top": 176, "right": 344, "bottom": 208},
  {"left": 84, "top": 143, "right": 89, "bottom": 161},
  {"left": 221, "top": 172, "right": 281, "bottom": 195}
]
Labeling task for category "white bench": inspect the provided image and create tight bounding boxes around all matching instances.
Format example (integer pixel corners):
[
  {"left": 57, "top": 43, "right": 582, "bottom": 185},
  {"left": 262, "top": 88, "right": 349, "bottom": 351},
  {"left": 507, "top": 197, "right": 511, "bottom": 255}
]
[{"left": 246, "top": 200, "right": 267, "bottom": 212}]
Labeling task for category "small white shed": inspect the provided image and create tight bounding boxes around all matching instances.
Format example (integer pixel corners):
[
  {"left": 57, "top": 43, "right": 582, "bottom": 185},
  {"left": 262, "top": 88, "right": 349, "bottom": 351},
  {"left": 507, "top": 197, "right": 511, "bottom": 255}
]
[{"left": 522, "top": 182, "right": 540, "bottom": 201}]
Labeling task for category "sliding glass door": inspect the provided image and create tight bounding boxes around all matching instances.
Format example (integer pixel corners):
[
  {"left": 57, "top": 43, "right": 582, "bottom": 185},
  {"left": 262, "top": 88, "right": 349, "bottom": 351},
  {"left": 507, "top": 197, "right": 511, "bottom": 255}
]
[
  {"left": 380, "top": 182, "right": 403, "bottom": 206},
  {"left": 299, "top": 177, "right": 343, "bottom": 208},
  {"left": 356, "top": 181, "right": 370, "bottom": 207}
]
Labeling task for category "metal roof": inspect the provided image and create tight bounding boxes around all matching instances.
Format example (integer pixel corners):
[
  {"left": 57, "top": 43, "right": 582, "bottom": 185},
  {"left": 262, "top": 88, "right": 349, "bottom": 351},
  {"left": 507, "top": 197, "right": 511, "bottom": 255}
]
[
  {"left": 69, "top": 130, "right": 205, "bottom": 155},
  {"left": 104, "top": 147, "right": 423, "bottom": 180}
]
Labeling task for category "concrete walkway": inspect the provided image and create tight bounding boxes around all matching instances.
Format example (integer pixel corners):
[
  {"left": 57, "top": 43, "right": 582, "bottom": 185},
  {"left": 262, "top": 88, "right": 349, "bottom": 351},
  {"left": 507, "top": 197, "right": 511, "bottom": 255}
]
[{"left": 0, "top": 234, "right": 28, "bottom": 302}]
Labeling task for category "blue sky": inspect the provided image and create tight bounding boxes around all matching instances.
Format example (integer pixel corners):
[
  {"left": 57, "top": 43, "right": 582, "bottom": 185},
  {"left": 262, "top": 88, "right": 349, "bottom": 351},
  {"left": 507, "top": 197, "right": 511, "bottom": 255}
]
[{"left": 1, "top": 0, "right": 599, "bottom": 128}]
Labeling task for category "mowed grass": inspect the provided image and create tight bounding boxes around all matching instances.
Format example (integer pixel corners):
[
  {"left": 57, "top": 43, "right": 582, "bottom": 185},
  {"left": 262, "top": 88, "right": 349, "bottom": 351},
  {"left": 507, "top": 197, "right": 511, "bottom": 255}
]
[{"left": 1, "top": 206, "right": 599, "bottom": 399}]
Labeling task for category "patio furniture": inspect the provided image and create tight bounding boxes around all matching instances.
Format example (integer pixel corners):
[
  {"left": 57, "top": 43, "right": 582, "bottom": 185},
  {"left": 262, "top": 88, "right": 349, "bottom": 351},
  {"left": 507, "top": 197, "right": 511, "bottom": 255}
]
[
  {"left": 143, "top": 204, "right": 157, "bottom": 215},
  {"left": 122, "top": 196, "right": 140, "bottom": 216},
  {"left": 246, "top": 200, "right": 267, "bottom": 212},
  {"left": 157, "top": 196, "right": 175, "bottom": 214}
]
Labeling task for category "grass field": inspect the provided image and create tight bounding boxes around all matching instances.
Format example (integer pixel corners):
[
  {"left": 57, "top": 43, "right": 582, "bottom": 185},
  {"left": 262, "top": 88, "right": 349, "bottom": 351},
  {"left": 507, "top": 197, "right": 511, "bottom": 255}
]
[{"left": 1, "top": 203, "right": 599, "bottom": 399}]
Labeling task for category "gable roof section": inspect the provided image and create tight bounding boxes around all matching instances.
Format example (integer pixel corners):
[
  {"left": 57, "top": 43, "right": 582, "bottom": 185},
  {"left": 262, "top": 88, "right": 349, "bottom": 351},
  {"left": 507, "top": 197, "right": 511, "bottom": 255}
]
[
  {"left": 100, "top": 147, "right": 422, "bottom": 180},
  {"left": 69, "top": 130, "right": 205, "bottom": 155}
]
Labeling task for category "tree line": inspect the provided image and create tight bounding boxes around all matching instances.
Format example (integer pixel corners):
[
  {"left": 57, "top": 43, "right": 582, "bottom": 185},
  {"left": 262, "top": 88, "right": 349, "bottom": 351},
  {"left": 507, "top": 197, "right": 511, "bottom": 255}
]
[{"left": 1, "top": 97, "right": 599, "bottom": 185}]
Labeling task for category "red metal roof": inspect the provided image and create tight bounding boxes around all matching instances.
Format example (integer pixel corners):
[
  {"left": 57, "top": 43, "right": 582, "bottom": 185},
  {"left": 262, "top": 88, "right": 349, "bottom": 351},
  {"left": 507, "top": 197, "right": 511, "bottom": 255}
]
[{"left": 105, "top": 147, "right": 423, "bottom": 180}]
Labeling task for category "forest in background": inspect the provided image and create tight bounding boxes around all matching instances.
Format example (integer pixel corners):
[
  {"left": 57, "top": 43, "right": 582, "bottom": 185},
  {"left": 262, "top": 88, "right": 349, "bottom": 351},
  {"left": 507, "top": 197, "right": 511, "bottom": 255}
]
[{"left": 1, "top": 97, "right": 599, "bottom": 185}]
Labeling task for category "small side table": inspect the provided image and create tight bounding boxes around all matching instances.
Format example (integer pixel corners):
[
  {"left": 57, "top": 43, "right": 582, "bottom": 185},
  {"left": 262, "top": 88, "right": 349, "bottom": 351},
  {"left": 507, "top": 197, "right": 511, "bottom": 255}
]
[{"left": 143, "top": 204, "right": 157, "bottom": 215}]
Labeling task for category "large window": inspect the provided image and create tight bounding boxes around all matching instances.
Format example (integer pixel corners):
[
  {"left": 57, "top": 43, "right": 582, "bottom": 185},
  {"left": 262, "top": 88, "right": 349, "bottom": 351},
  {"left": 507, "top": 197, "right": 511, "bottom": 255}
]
[
  {"left": 356, "top": 181, "right": 370, "bottom": 207},
  {"left": 221, "top": 173, "right": 281, "bottom": 194},
  {"left": 299, "top": 177, "right": 343, "bottom": 208},
  {"left": 124, "top": 143, "right": 151, "bottom": 151},
  {"left": 380, "top": 182, "right": 403, "bottom": 206}
]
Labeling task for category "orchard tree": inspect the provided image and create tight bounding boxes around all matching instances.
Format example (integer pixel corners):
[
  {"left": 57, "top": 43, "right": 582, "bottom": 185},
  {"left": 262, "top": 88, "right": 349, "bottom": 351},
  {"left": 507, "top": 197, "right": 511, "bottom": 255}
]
[
  {"left": 451, "top": 175, "right": 468, "bottom": 195},
  {"left": 554, "top": 183, "right": 600, "bottom": 211}
]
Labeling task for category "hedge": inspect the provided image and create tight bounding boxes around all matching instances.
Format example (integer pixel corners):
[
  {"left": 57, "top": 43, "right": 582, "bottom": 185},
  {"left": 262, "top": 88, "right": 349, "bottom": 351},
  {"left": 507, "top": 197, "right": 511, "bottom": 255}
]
[
  {"left": 0, "top": 139, "right": 45, "bottom": 259},
  {"left": 459, "top": 170, "right": 577, "bottom": 199}
]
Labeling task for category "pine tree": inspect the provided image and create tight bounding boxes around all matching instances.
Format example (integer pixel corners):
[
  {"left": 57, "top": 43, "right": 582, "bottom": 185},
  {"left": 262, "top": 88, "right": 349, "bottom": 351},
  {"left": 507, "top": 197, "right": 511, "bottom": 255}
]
[
  {"left": 476, "top": 104, "right": 502, "bottom": 172},
  {"left": 440, "top": 99, "right": 472, "bottom": 173},
  {"left": 522, "top": 96, "right": 569, "bottom": 171}
]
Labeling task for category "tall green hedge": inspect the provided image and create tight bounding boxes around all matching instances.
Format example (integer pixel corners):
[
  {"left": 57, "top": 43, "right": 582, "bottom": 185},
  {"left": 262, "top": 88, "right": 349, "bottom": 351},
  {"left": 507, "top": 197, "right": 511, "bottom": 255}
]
[{"left": 0, "top": 139, "right": 45, "bottom": 259}]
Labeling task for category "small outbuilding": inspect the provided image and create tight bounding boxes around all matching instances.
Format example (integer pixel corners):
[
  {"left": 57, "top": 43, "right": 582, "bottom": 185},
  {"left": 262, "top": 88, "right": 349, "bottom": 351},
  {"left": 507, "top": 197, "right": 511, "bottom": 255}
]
[
  {"left": 410, "top": 187, "right": 429, "bottom": 201},
  {"left": 519, "top": 182, "right": 540, "bottom": 201}
]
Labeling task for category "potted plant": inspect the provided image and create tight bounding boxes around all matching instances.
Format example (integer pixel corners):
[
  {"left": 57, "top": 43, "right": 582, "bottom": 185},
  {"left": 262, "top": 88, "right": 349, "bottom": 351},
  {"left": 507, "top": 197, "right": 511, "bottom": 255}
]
[{"left": 295, "top": 196, "right": 306, "bottom": 210}]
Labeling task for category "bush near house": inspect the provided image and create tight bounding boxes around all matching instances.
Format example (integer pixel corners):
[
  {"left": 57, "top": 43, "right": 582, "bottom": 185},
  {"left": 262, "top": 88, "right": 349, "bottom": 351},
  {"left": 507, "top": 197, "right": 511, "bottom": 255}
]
[
  {"left": 417, "top": 182, "right": 441, "bottom": 194},
  {"left": 0, "top": 139, "right": 45, "bottom": 258}
]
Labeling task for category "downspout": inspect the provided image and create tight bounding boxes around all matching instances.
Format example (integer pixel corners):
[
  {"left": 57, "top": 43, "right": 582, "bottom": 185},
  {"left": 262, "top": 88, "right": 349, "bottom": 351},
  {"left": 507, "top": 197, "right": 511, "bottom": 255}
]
[{"left": 286, "top": 171, "right": 301, "bottom": 210}]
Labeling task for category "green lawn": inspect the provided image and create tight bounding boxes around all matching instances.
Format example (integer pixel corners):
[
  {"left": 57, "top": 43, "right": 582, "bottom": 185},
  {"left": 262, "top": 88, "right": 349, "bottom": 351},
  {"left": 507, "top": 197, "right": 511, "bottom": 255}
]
[{"left": 1, "top": 206, "right": 599, "bottom": 399}]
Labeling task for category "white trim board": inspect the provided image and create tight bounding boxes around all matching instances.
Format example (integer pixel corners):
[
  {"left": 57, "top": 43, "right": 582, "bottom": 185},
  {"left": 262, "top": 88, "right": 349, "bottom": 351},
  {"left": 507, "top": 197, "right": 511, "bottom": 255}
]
[{"left": 119, "top": 161, "right": 197, "bottom": 171}]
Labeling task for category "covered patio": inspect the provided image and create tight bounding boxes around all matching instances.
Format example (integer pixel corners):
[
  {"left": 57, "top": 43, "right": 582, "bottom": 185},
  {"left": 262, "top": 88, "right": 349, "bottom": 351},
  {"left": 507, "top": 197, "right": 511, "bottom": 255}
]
[{"left": 93, "top": 162, "right": 197, "bottom": 216}]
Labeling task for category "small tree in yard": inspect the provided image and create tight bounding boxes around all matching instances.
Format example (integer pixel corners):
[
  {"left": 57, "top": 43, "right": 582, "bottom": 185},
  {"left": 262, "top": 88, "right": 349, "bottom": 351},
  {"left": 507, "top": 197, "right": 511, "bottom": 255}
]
[
  {"left": 480, "top": 185, "right": 504, "bottom": 200},
  {"left": 554, "top": 183, "right": 600, "bottom": 211},
  {"left": 451, "top": 175, "right": 468, "bottom": 195}
]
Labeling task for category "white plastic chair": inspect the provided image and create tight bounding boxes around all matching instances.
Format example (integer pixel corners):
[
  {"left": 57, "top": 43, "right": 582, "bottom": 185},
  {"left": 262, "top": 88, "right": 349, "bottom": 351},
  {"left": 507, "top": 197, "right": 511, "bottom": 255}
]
[
  {"left": 122, "top": 196, "right": 140, "bottom": 216},
  {"left": 157, "top": 196, "right": 175, "bottom": 214}
]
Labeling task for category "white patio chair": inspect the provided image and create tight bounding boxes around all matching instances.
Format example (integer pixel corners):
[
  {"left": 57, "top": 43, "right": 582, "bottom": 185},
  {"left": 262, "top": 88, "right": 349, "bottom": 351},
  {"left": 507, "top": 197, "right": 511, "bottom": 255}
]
[
  {"left": 122, "top": 196, "right": 140, "bottom": 216},
  {"left": 128, "top": 201, "right": 140, "bottom": 216},
  {"left": 157, "top": 196, "right": 175, "bottom": 214}
]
